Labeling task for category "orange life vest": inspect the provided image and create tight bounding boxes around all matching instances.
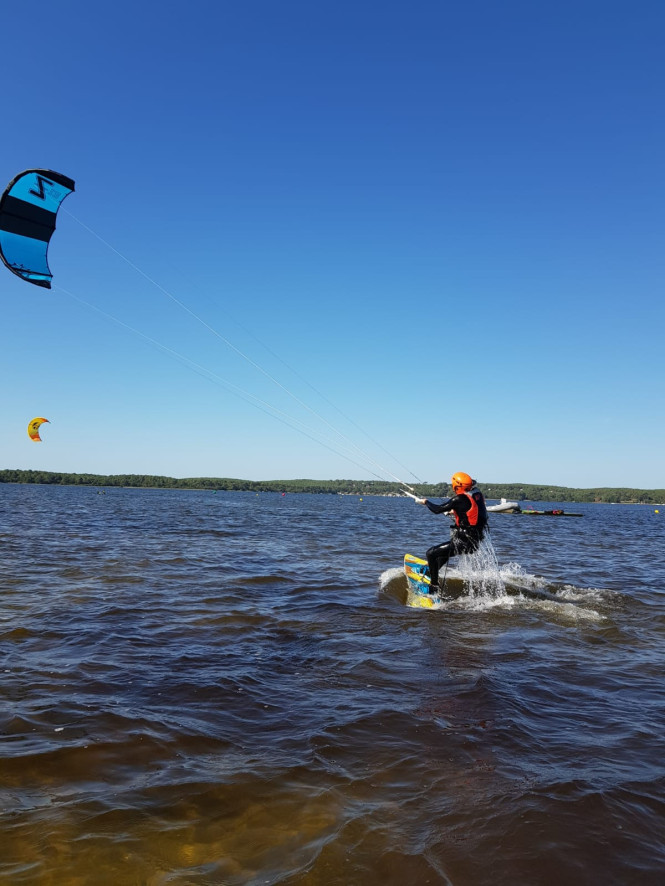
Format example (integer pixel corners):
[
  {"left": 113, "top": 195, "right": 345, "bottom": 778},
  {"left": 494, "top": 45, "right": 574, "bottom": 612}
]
[{"left": 454, "top": 491, "right": 483, "bottom": 528}]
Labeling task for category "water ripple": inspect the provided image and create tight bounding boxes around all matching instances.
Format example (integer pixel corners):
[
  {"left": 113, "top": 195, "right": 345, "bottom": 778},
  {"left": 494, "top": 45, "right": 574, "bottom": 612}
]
[{"left": 1, "top": 487, "right": 664, "bottom": 884}]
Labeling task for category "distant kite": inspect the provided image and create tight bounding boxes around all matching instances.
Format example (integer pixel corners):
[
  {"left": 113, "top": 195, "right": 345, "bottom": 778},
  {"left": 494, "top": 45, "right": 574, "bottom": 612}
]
[
  {"left": 0, "top": 169, "right": 75, "bottom": 288},
  {"left": 28, "top": 417, "right": 49, "bottom": 442}
]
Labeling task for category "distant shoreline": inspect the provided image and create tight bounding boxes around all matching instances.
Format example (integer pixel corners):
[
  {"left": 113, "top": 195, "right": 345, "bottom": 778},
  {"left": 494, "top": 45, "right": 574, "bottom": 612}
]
[{"left": 1, "top": 470, "right": 663, "bottom": 505}]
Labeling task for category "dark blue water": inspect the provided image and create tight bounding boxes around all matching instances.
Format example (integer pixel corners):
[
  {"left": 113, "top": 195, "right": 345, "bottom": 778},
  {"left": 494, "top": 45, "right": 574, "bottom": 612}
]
[{"left": 1, "top": 485, "right": 664, "bottom": 884}]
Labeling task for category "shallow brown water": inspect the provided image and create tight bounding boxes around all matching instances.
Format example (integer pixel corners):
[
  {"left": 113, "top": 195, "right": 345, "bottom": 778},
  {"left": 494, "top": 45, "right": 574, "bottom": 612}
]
[{"left": 1, "top": 485, "right": 664, "bottom": 884}]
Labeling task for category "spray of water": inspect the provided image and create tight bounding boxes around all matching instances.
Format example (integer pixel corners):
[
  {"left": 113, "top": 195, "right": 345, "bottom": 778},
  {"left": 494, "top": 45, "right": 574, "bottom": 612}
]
[{"left": 455, "top": 533, "right": 506, "bottom": 599}]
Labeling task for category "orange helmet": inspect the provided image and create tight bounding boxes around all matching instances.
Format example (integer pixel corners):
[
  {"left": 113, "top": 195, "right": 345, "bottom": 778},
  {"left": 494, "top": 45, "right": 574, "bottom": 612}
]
[{"left": 451, "top": 471, "right": 473, "bottom": 493}]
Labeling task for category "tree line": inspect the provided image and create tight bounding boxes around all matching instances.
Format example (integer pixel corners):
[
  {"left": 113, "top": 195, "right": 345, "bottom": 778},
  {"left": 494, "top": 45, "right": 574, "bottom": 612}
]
[{"left": 1, "top": 470, "right": 663, "bottom": 503}]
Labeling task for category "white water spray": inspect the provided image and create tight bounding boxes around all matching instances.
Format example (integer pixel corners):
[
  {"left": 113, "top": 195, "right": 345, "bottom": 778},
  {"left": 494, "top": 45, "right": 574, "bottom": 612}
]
[{"left": 455, "top": 533, "right": 506, "bottom": 599}]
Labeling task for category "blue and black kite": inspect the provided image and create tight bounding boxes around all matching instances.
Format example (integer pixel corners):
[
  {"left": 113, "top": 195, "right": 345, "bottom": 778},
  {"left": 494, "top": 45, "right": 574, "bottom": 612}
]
[{"left": 0, "top": 169, "right": 75, "bottom": 288}]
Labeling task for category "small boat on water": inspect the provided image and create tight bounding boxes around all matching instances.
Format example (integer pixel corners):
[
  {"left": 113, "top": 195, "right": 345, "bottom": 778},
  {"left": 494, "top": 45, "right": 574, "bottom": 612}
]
[
  {"left": 486, "top": 499, "right": 584, "bottom": 517},
  {"left": 519, "top": 508, "right": 583, "bottom": 517},
  {"left": 486, "top": 498, "right": 521, "bottom": 513}
]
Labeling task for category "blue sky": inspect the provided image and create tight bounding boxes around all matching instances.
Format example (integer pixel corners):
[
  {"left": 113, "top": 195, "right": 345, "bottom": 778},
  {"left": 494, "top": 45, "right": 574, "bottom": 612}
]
[{"left": 1, "top": 0, "right": 663, "bottom": 487}]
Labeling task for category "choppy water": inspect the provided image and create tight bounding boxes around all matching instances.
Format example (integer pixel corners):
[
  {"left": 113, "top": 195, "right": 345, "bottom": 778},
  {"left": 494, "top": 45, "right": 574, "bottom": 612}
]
[{"left": 1, "top": 485, "right": 664, "bottom": 885}]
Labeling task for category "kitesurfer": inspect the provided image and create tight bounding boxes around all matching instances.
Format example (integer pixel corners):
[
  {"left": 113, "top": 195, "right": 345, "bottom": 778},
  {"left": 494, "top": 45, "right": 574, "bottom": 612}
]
[{"left": 416, "top": 472, "right": 488, "bottom": 592}]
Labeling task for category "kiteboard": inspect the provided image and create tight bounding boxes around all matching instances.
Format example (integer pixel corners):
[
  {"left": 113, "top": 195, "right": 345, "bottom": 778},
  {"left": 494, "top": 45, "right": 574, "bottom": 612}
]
[{"left": 404, "top": 554, "right": 442, "bottom": 609}]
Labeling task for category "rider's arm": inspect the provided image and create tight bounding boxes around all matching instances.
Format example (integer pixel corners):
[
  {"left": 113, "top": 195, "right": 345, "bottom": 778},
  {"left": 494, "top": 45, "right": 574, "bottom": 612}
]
[{"left": 423, "top": 497, "right": 453, "bottom": 515}]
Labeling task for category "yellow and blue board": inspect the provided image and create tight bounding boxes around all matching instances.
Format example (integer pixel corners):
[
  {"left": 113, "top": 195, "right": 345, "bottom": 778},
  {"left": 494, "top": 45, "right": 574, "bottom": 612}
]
[{"left": 404, "top": 553, "right": 441, "bottom": 609}]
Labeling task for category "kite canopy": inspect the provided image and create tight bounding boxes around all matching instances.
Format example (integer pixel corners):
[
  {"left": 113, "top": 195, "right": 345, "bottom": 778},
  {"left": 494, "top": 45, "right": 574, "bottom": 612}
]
[
  {"left": 0, "top": 169, "right": 75, "bottom": 288},
  {"left": 28, "top": 417, "right": 49, "bottom": 442}
]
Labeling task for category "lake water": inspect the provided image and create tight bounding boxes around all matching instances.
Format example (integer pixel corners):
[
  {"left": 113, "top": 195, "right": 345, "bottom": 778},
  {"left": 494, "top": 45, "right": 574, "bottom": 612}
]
[{"left": 1, "top": 485, "right": 664, "bottom": 885}]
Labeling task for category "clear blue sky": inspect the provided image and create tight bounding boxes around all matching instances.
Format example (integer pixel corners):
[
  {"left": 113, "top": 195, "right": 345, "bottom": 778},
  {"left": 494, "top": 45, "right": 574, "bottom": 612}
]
[{"left": 1, "top": 0, "right": 663, "bottom": 487}]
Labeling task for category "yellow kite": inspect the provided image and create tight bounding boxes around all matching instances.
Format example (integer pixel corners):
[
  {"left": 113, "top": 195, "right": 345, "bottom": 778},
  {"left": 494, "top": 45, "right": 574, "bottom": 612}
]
[{"left": 28, "top": 417, "right": 49, "bottom": 442}]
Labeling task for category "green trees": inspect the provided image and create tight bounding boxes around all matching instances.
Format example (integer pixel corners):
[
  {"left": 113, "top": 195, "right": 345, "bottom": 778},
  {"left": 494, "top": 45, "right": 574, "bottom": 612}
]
[{"left": 0, "top": 470, "right": 662, "bottom": 503}]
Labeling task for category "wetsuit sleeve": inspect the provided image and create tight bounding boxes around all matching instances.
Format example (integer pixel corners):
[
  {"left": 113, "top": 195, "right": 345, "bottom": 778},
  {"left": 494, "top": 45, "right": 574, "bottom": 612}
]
[{"left": 425, "top": 498, "right": 453, "bottom": 515}]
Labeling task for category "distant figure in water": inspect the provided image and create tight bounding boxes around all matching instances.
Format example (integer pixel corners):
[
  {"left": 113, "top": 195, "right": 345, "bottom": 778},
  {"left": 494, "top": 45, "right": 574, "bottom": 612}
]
[{"left": 415, "top": 471, "right": 488, "bottom": 592}]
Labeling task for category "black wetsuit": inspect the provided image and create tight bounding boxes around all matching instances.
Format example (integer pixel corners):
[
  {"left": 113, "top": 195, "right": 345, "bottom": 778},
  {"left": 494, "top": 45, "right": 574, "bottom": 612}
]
[{"left": 425, "top": 490, "right": 488, "bottom": 589}]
